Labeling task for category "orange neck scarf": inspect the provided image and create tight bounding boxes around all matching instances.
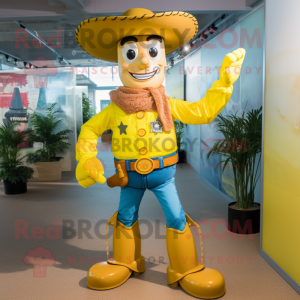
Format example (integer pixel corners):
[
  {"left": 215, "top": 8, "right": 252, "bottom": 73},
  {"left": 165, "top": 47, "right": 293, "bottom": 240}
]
[{"left": 109, "top": 85, "right": 173, "bottom": 131}]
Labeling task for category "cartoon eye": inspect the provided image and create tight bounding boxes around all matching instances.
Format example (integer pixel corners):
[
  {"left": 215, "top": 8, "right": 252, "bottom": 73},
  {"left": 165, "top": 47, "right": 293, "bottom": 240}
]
[
  {"left": 127, "top": 49, "right": 136, "bottom": 60},
  {"left": 122, "top": 43, "right": 138, "bottom": 64},
  {"left": 147, "top": 40, "right": 162, "bottom": 61},
  {"left": 149, "top": 47, "right": 158, "bottom": 58}
]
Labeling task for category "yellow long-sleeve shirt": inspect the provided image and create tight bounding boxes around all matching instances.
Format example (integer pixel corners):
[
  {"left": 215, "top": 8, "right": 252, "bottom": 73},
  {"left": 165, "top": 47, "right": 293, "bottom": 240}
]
[{"left": 76, "top": 80, "right": 233, "bottom": 161}]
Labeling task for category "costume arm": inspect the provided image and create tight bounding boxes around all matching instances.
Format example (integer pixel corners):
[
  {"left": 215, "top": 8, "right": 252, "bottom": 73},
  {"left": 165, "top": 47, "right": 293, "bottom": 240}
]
[
  {"left": 76, "top": 104, "right": 114, "bottom": 161},
  {"left": 169, "top": 80, "right": 233, "bottom": 125}
]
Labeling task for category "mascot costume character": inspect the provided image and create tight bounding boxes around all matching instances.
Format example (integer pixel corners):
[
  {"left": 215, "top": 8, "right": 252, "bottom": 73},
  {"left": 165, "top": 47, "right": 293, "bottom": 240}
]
[{"left": 75, "top": 7, "right": 245, "bottom": 299}]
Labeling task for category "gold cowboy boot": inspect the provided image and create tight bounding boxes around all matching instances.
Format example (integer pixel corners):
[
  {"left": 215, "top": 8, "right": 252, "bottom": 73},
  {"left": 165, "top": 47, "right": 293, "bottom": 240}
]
[
  {"left": 166, "top": 213, "right": 226, "bottom": 299},
  {"left": 87, "top": 211, "right": 145, "bottom": 290}
]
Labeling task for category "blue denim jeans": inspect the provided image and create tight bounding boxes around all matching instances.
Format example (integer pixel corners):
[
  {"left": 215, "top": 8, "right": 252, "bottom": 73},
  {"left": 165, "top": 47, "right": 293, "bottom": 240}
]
[{"left": 117, "top": 164, "right": 186, "bottom": 231}]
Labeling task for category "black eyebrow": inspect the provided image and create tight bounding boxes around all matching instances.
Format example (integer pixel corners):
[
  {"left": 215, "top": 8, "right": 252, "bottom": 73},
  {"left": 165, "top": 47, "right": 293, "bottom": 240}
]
[
  {"left": 120, "top": 36, "right": 138, "bottom": 46},
  {"left": 146, "top": 35, "right": 162, "bottom": 43}
]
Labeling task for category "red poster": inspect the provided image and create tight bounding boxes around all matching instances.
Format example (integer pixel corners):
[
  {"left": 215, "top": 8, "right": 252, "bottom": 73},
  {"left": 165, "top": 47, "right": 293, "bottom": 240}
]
[
  {"left": 0, "top": 73, "right": 27, "bottom": 90},
  {"left": 0, "top": 93, "right": 29, "bottom": 108}
]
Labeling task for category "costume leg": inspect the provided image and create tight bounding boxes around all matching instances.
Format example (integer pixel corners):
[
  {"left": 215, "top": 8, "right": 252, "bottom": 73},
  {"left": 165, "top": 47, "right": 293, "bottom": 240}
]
[
  {"left": 117, "top": 186, "right": 145, "bottom": 227},
  {"left": 150, "top": 177, "right": 226, "bottom": 299},
  {"left": 149, "top": 177, "right": 186, "bottom": 231},
  {"left": 87, "top": 187, "right": 145, "bottom": 290}
]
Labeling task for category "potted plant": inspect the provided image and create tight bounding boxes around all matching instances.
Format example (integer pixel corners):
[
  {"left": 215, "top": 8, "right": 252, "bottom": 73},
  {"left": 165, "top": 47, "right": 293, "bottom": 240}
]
[
  {"left": 175, "top": 120, "right": 186, "bottom": 163},
  {"left": 82, "top": 92, "right": 95, "bottom": 124},
  {"left": 207, "top": 107, "right": 262, "bottom": 234},
  {"left": 0, "top": 122, "right": 34, "bottom": 194},
  {"left": 27, "top": 103, "right": 72, "bottom": 181}
]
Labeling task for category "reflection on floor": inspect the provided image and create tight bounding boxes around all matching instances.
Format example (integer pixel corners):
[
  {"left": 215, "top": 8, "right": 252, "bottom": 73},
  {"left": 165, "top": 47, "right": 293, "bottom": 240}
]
[{"left": 0, "top": 143, "right": 298, "bottom": 300}]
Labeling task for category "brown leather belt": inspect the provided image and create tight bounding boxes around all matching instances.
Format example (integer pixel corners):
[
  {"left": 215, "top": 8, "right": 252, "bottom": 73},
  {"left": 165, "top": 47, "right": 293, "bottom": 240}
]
[{"left": 114, "top": 153, "right": 178, "bottom": 175}]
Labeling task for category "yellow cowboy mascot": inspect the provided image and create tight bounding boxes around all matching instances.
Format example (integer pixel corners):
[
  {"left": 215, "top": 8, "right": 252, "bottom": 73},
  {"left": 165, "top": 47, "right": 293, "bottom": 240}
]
[{"left": 75, "top": 7, "right": 245, "bottom": 299}]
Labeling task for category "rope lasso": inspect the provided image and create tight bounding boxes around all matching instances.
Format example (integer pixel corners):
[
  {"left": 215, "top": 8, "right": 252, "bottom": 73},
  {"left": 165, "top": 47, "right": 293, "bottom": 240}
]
[
  {"left": 195, "top": 222, "right": 204, "bottom": 264},
  {"left": 105, "top": 223, "right": 109, "bottom": 260}
]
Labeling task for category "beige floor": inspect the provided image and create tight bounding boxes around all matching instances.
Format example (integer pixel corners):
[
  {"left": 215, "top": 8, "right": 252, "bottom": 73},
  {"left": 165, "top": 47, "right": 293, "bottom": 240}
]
[{"left": 0, "top": 148, "right": 299, "bottom": 300}]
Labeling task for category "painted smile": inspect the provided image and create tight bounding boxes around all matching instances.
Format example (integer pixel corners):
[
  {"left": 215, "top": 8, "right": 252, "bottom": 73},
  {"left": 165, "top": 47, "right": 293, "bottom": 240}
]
[{"left": 129, "top": 69, "right": 158, "bottom": 80}]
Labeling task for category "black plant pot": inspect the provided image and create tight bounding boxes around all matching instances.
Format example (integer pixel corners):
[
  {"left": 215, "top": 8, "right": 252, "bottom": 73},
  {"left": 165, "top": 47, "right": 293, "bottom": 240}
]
[
  {"left": 50, "top": 156, "right": 63, "bottom": 162},
  {"left": 4, "top": 180, "right": 27, "bottom": 195},
  {"left": 177, "top": 150, "right": 186, "bottom": 164},
  {"left": 228, "top": 202, "right": 260, "bottom": 234}
]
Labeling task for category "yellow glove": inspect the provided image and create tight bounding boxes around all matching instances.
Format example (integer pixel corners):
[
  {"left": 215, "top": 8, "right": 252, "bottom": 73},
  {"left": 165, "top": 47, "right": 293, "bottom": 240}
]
[
  {"left": 76, "top": 157, "right": 106, "bottom": 188},
  {"left": 220, "top": 48, "right": 246, "bottom": 86}
]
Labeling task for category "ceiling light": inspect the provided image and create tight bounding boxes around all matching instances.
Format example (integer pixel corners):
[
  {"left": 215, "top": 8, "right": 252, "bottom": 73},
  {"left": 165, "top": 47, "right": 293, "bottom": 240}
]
[
  {"left": 6, "top": 55, "right": 12, "bottom": 62},
  {"left": 16, "top": 61, "right": 25, "bottom": 68},
  {"left": 184, "top": 45, "right": 190, "bottom": 51},
  {"left": 57, "top": 56, "right": 63, "bottom": 64}
]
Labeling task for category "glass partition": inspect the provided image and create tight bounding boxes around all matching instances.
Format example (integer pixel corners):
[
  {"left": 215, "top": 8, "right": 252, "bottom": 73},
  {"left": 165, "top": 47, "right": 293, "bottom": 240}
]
[
  {"left": 201, "top": 7, "right": 264, "bottom": 203},
  {"left": 167, "top": 6, "right": 264, "bottom": 203},
  {"left": 0, "top": 67, "right": 77, "bottom": 179}
]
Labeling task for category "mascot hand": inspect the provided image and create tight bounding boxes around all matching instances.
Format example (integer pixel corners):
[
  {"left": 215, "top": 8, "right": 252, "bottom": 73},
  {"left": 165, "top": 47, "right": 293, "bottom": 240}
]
[
  {"left": 76, "top": 157, "right": 106, "bottom": 188},
  {"left": 220, "top": 48, "right": 246, "bottom": 86}
]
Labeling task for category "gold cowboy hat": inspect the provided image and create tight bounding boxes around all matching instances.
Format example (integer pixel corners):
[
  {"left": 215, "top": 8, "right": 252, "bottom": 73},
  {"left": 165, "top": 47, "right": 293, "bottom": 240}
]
[{"left": 75, "top": 8, "right": 198, "bottom": 63}]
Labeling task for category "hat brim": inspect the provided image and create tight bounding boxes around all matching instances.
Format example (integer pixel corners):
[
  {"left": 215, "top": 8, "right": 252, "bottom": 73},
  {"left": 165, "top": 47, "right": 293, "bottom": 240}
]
[{"left": 75, "top": 11, "right": 198, "bottom": 63}]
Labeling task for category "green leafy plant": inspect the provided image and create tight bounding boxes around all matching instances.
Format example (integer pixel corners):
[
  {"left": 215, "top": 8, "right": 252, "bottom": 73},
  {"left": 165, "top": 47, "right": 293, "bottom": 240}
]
[
  {"left": 0, "top": 122, "right": 34, "bottom": 183},
  {"left": 207, "top": 107, "right": 262, "bottom": 209},
  {"left": 27, "top": 103, "right": 72, "bottom": 163},
  {"left": 82, "top": 92, "right": 95, "bottom": 124},
  {"left": 175, "top": 120, "right": 185, "bottom": 152}
]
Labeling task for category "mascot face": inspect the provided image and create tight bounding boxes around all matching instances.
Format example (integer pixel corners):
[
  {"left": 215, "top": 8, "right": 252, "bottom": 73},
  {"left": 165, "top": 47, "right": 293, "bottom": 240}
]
[{"left": 117, "top": 35, "right": 167, "bottom": 89}]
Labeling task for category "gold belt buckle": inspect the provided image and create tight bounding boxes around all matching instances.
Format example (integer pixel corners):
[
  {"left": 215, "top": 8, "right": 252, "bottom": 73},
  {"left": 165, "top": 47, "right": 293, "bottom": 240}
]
[{"left": 134, "top": 157, "right": 155, "bottom": 175}]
